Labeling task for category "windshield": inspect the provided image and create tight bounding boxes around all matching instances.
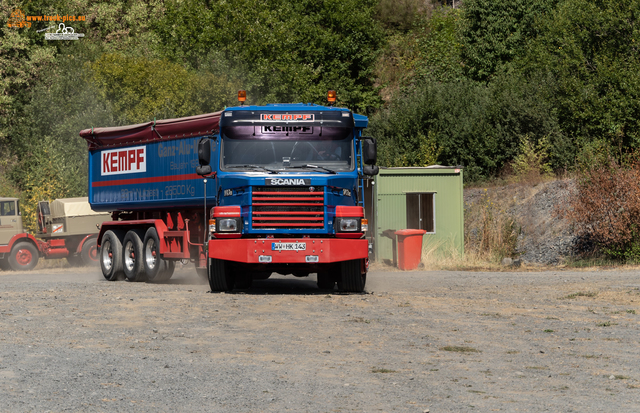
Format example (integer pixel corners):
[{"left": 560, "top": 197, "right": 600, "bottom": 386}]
[{"left": 220, "top": 125, "right": 354, "bottom": 172}]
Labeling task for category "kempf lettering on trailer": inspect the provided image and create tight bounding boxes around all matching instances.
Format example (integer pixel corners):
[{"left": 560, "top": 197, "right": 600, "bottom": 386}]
[{"left": 101, "top": 146, "right": 146, "bottom": 176}]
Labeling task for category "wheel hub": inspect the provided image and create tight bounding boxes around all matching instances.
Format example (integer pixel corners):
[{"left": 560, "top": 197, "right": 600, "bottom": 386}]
[{"left": 16, "top": 249, "right": 32, "bottom": 266}]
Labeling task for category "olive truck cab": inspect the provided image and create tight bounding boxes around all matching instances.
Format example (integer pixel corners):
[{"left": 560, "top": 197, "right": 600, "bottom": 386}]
[
  {"left": 0, "top": 197, "right": 110, "bottom": 271},
  {"left": 81, "top": 91, "right": 378, "bottom": 291}
]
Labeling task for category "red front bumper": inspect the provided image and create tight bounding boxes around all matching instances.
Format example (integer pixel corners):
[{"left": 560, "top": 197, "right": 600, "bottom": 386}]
[{"left": 208, "top": 238, "right": 368, "bottom": 264}]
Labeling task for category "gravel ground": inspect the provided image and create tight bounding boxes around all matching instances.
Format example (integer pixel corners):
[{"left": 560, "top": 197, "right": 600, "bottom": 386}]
[{"left": 1, "top": 265, "right": 640, "bottom": 412}]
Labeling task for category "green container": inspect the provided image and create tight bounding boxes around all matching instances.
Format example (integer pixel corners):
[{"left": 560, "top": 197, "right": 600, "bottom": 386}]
[{"left": 363, "top": 166, "right": 464, "bottom": 265}]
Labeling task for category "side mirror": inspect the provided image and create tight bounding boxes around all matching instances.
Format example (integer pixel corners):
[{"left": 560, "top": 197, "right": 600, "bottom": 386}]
[
  {"left": 198, "top": 137, "right": 211, "bottom": 166},
  {"left": 196, "top": 165, "right": 212, "bottom": 176},
  {"left": 362, "top": 137, "right": 377, "bottom": 165},
  {"left": 363, "top": 165, "right": 379, "bottom": 176}
]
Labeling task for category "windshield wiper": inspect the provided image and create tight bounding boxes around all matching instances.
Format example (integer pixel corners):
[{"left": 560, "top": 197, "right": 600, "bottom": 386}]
[
  {"left": 226, "top": 165, "right": 279, "bottom": 174},
  {"left": 288, "top": 164, "right": 336, "bottom": 174}
]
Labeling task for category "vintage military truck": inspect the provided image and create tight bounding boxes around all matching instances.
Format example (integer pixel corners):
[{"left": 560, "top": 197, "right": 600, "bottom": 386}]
[{"left": 0, "top": 197, "right": 111, "bottom": 271}]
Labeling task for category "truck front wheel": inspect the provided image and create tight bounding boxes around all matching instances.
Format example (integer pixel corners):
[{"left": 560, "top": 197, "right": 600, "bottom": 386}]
[
  {"left": 81, "top": 238, "right": 99, "bottom": 266},
  {"left": 100, "top": 230, "right": 124, "bottom": 281},
  {"left": 208, "top": 258, "right": 235, "bottom": 292},
  {"left": 8, "top": 242, "right": 39, "bottom": 271},
  {"left": 317, "top": 272, "right": 336, "bottom": 290},
  {"left": 338, "top": 259, "right": 366, "bottom": 293}
]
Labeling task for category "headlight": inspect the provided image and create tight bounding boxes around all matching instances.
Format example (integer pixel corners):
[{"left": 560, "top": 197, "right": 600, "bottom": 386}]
[
  {"left": 218, "top": 218, "right": 239, "bottom": 232},
  {"left": 338, "top": 218, "right": 359, "bottom": 232}
]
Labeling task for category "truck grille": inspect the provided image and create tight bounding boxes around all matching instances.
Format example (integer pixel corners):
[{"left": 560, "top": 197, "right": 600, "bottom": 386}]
[{"left": 251, "top": 186, "right": 324, "bottom": 229}]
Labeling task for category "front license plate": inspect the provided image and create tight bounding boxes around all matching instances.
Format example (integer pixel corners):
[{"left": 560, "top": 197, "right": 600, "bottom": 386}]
[{"left": 272, "top": 242, "right": 306, "bottom": 252}]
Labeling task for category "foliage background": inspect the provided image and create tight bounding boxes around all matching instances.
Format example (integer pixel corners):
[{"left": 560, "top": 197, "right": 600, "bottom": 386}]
[{"left": 1, "top": 0, "right": 640, "bottom": 233}]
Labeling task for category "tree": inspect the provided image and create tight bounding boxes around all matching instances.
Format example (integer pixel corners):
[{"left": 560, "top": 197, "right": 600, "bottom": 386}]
[
  {"left": 152, "top": 0, "right": 384, "bottom": 112},
  {"left": 415, "top": 7, "right": 465, "bottom": 83},
  {"left": 520, "top": 0, "right": 640, "bottom": 164},
  {"left": 461, "top": 0, "right": 557, "bottom": 81},
  {"left": 90, "top": 53, "right": 236, "bottom": 124}
]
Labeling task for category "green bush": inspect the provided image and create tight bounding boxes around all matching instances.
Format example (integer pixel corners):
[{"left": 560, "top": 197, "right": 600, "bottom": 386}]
[{"left": 369, "top": 72, "right": 562, "bottom": 182}]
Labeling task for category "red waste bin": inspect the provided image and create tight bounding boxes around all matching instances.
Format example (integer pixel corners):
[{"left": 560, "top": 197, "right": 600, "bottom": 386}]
[{"left": 394, "top": 229, "right": 427, "bottom": 270}]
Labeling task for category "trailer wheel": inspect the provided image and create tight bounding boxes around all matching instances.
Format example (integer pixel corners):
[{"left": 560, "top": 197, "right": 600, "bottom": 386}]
[
  {"left": 143, "top": 227, "right": 169, "bottom": 282},
  {"left": 208, "top": 258, "right": 235, "bottom": 292},
  {"left": 337, "top": 259, "right": 366, "bottom": 292},
  {"left": 123, "top": 230, "right": 146, "bottom": 282},
  {"left": 196, "top": 267, "right": 208, "bottom": 280},
  {"left": 100, "top": 230, "right": 124, "bottom": 281},
  {"left": 8, "top": 242, "right": 39, "bottom": 271},
  {"left": 317, "top": 272, "right": 335, "bottom": 290},
  {"left": 81, "top": 238, "right": 99, "bottom": 266},
  {"left": 153, "top": 260, "right": 175, "bottom": 283},
  {"left": 66, "top": 254, "right": 83, "bottom": 267}
]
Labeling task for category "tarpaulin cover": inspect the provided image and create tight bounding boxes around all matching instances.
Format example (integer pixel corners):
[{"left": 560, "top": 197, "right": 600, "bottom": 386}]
[
  {"left": 80, "top": 111, "right": 222, "bottom": 150},
  {"left": 50, "top": 197, "right": 110, "bottom": 218}
]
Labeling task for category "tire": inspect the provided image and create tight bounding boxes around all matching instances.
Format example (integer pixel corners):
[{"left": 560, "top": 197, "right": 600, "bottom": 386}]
[
  {"left": 252, "top": 271, "right": 272, "bottom": 280},
  {"left": 0, "top": 260, "right": 10, "bottom": 271},
  {"left": 153, "top": 260, "right": 175, "bottom": 283},
  {"left": 196, "top": 266, "right": 208, "bottom": 280},
  {"left": 80, "top": 238, "right": 99, "bottom": 266},
  {"left": 8, "top": 242, "right": 39, "bottom": 271},
  {"left": 338, "top": 259, "right": 366, "bottom": 292},
  {"left": 123, "top": 230, "right": 146, "bottom": 282},
  {"left": 66, "top": 254, "right": 84, "bottom": 267},
  {"left": 143, "top": 227, "right": 167, "bottom": 282},
  {"left": 100, "top": 230, "right": 124, "bottom": 281},
  {"left": 317, "top": 272, "right": 335, "bottom": 290},
  {"left": 208, "top": 258, "right": 234, "bottom": 292},
  {"left": 234, "top": 270, "right": 252, "bottom": 290}
]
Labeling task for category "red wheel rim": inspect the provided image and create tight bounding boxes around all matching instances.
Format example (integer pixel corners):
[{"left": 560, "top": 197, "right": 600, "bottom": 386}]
[
  {"left": 88, "top": 245, "right": 98, "bottom": 261},
  {"left": 16, "top": 249, "right": 33, "bottom": 266}
]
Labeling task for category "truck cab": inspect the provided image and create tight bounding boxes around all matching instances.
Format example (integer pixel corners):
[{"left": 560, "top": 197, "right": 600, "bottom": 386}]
[
  {"left": 0, "top": 197, "right": 40, "bottom": 271},
  {"left": 0, "top": 198, "right": 21, "bottom": 245},
  {"left": 204, "top": 97, "right": 378, "bottom": 292}
]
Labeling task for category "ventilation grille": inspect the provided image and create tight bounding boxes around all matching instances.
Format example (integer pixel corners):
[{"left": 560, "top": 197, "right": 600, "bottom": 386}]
[{"left": 251, "top": 186, "right": 324, "bottom": 229}]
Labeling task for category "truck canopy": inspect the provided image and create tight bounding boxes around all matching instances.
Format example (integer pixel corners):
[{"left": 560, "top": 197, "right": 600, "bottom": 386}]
[
  {"left": 80, "top": 111, "right": 222, "bottom": 150},
  {"left": 50, "top": 197, "right": 107, "bottom": 218}
]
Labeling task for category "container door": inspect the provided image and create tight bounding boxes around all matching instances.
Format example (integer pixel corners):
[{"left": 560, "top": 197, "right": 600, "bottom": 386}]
[{"left": 0, "top": 200, "right": 20, "bottom": 245}]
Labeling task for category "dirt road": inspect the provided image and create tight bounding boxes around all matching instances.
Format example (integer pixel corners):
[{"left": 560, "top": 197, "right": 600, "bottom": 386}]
[{"left": 1, "top": 265, "right": 639, "bottom": 412}]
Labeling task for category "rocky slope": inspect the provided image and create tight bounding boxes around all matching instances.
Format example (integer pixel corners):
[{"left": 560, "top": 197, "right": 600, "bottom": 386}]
[{"left": 465, "top": 179, "right": 578, "bottom": 265}]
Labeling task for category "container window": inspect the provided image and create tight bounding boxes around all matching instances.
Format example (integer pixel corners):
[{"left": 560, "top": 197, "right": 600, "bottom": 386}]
[{"left": 406, "top": 193, "right": 434, "bottom": 233}]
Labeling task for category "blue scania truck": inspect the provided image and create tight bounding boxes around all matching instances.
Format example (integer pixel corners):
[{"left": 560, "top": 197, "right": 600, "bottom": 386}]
[{"left": 80, "top": 91, "right": 378, "bottom": 292}]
